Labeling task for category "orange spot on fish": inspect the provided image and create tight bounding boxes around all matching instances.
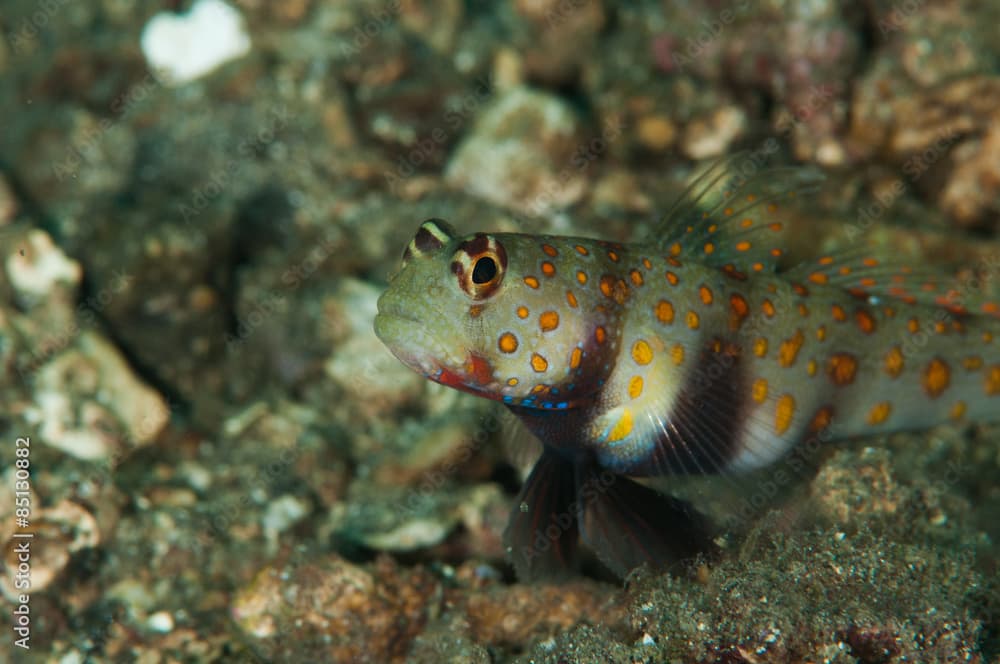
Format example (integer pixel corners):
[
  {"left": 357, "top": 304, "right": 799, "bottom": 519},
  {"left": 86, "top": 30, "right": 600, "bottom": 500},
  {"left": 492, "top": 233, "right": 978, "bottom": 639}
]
[
  {"left": 630, "top": 269, "right": 644, "bottom": 286},
  {"left": 827, "top": 353, "right": 858, "bottom": 385},
  {"left": 699, "top": 285, "right": 714, "bottom": 305},
  {"left": 575, "top": 245, "right": 589, "bottom": 256},
  {"left": 628, "top": 375, "right": 644, "bottom": 399},
  {"left": 963, "top": 356, "right": 983, "bottom": 371},
  {"left": 855, "top": 309, "right": 877, "bottom": 335},
  {"left": 666, "top": 271, "right": 679, "bottom": 286},
  {"left": 686, "top": 311, "right": 700, "bottom": 330},
  {"left": 808, "top": 406, "right": 834, "bottom": 433},
  {"left": 517, "top": 306, "right": 529, "bottom": 319},
  {"left": 775, "top": 394, "right": 796, "bottom": 435},
  {"left": 867, "top": 401, "right": 892, "bottom": 425},
  {"left": 753, "top": 338, "right": 768, "bottom": 357},
  {"left": 655, "top": 300, "right": 675, "bottom": 324},
  {"left": 595, "top": 326, "right": 606, "bottom": 344},
  {"left": 530, "top": 353, "right": 548, "bottom": 373},
  {"left": 632, "top": 339, "right": 654, "bottom": 365},
  {"left": 884, "top": 346, "right": 904, "bottom": 378},
  {"left": 599, "top": 275, "right": 615, "bottom": 297},
  {"left": 922, "top": 357, "right": 951, "bottom": 399},
  {"left": 985, "top": 365, "right": 1000, "bottom": 396},
  {"left": 498, "top": 332, "right": 518, "bottom": 353},
  {"left": 542, "top": 243, "right": 558, "bottom": 257},
  {"left": 729, "top": 293, "right": 749, "bottom": 329},
  {"left": 752, "top": 378, "right": 768, "bottom": 403},
  {"left": 566, "top": 290, "right": 578, "bottom": 308},
  {"left": 831, "top": 304, "right": 847, "bottom": 322},
  {"left": 539, "top": 311, "right": 560, "bottom": 332},
  {"left": 606, "top": 409, "right": 633, "bottom": 442},
  {"left": 576, "top": 270, "right": 588, "bottom": 285},
  {"left": 524, "top": 276, "right": 539, "bottom": 289},
  {"left": 671, "top": 343, "right": 685, "bottom": 366},
  {"left": 541, "top": 261, "right": 556, "bottom": 277},
  {"left": 808, "top": 272, "right": 829, "bottom": 285},
  {"left": 778, "top": 329, "right": 805, "bottom": 367}
]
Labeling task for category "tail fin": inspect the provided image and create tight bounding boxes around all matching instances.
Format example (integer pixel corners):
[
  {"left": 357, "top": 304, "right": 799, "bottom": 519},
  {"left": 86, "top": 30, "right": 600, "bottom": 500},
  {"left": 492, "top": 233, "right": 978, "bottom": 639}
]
[
  {"left": 503, "top": 449, "right": 580, "bottom": 581},
  {"left": 575, "top": 461, "right": 718, "bottom": 578}
]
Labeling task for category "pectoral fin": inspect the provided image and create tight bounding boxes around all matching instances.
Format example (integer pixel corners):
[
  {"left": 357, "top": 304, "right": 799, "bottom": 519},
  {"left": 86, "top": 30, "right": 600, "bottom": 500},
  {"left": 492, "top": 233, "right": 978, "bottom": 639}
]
[
  {"left": 575, "top": 460, "right": 718, "bottom": 578},
  {"left": 503, "top": 449, "right": 580, "bottom": 581}
]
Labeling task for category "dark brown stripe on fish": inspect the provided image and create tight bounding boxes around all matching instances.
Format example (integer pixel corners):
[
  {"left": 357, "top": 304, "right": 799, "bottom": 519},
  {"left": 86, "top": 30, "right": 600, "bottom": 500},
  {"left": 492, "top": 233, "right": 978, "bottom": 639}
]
[
  {"left": 408, "top": 218, "right": 455, "bottom": 258},
  {"left": 631, "top": 338, "right": 748, "bottom": 476},
  {"left": 459, "top": 233, "right": 491, "bottom": 257}
]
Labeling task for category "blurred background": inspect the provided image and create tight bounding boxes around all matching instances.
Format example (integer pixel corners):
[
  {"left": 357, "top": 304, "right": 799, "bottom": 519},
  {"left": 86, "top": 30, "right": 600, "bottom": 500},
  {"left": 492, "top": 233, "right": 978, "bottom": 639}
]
[{"left": 1, "top": 1, "right": 999, "bottom": 662}]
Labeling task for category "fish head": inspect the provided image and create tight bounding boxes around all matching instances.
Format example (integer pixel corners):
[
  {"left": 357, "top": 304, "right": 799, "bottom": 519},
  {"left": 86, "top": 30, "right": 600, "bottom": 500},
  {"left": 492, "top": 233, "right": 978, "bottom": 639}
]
[{"left": 375, "top": 219, "right": 612, "bottom": 407}]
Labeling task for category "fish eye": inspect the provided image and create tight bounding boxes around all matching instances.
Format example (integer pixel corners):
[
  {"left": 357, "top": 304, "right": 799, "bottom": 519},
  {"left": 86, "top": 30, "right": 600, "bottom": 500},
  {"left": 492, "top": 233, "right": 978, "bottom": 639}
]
[
  {"left": 472, "top": 256, "right": 498, "bottom": 284},
  {"left": 453, "top": 234, "right": 507, "bottom": 300}
]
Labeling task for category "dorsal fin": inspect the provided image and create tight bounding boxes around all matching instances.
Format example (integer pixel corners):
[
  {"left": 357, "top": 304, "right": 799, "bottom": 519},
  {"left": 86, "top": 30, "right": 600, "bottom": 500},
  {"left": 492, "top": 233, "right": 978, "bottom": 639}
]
[
  {"left": 785, "top": 248, "right": 1000, "bottom": 319},
  {"left": 651, "top": 152, "right": 824, "bottom": 277}
]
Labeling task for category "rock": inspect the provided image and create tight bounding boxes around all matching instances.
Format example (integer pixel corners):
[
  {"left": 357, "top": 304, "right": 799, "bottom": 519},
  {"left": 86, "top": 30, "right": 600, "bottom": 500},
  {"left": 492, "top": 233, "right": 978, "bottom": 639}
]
[
  {"left": 261, "top": 494, "right": 311, "bottom": 542},
  {"left": 26, "top": 330, "right": 169, "bottom": 461},
  {"left": 330, "top": 483, "right": 506, "bottom": 558},
  {"left": 445, "top": 86, "right": 587, "bottom": 215},
  {"left": 140, "top": 0, "right": 252, "bottom": 86},
  {"left": 3, "top": 229, "right": 81, "bottom": 303},
  {"left": 233, "top": 554, "right": 627, "bottom": 661},
  {"left": 232, "top": 554, "right": 438, "bottom": 662},
  {"left": 851, "top": 74, "right": 1000, "bottom": 229},
  {"left": 0, "top": 500, "right": 100, "bottom": 601},
  {"left": 398, "top": 0, "right": 465, "bottom": 54},
  {"left": 635, "top": 114, "right": 677, "bottom": 153},
  {"left": 810, "top": 447, "right": 902, "bottom": 525},
  {"left": 680, "top": 105, "right": 748, "bottom": 160},
  {"left": 508, "top": 0, "right": 606, "bottom": 87}
]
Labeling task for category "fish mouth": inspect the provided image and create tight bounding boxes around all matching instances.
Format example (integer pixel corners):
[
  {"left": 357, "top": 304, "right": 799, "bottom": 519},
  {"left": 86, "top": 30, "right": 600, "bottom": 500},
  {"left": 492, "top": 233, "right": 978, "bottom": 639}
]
[{"left": 374, "top": 307, "right": 450, "bottom": 379}]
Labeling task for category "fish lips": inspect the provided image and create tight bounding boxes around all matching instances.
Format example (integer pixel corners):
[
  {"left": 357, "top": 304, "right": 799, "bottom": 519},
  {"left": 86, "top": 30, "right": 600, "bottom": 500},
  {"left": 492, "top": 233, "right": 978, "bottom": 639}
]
[{"left": 374, "top": 304, "right": 451, "bottom": 380}]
